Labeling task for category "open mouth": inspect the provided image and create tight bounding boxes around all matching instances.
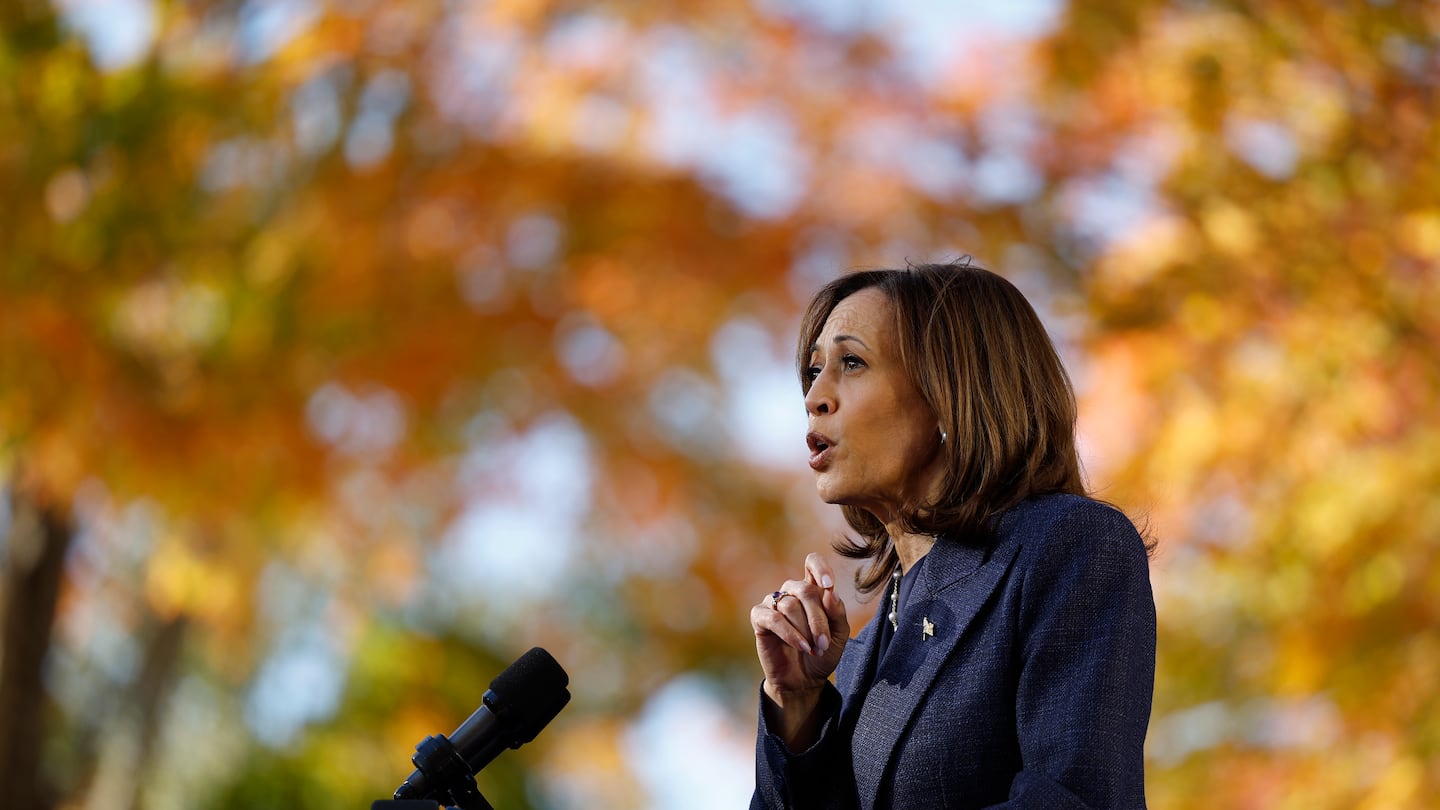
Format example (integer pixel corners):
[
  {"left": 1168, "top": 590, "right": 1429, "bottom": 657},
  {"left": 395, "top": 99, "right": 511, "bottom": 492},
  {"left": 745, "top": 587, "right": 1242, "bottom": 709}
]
[
  {"left": 806, "top": 432, "right": 835, "bottom": 469},
  {"left": 806, "top": 432, "right": 832, "bottom": 454}
]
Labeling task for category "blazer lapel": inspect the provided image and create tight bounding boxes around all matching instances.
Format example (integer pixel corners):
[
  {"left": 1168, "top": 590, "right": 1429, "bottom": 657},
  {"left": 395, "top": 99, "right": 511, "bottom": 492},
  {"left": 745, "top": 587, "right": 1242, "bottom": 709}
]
[
  {"left": 836, "top": 611, "right": 880, "bottom": 700},
  {"left": 851, "top": 534, "right": 1023, "bottom": 810}
]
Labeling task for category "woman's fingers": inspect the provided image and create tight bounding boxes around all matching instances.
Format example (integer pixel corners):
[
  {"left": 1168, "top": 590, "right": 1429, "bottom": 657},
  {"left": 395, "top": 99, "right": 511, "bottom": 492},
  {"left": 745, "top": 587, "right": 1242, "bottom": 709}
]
[
  {"left": 803, "top": 552, "right": 836, "bottom": 591},
  {"left": 752, "top": 556, "right": 849, "bottom": 702},
  {"left": 755, "top": 579, "right": 831, "bottom": 655},
  {"left": 782, "top": 579, "right": 832, "bottom": 655},
  {"left": 751, "top": 603, "right": 815, "bottom": 656},
  {"left": 802, "top": 554, "right": 846, "bottom": 650},
  {"left": 822, "top": 587, "right": 849, "bottom": 641}
]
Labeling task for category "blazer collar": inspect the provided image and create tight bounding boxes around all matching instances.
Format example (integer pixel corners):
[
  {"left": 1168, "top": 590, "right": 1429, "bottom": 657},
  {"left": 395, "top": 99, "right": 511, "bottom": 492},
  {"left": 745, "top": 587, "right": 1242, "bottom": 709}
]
[{"left": 843, "top": 530, "right": 1023, "bottom": 810}]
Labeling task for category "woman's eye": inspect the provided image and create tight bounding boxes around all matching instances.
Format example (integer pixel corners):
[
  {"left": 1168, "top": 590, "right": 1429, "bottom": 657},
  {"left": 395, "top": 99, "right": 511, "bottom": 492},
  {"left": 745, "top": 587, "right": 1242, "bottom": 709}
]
[
  {"left": 842, "top": 354, "right": 865, "bottom": 370},
  {"left": 806, "top": 365, "right": 822, "bottom": 380}
]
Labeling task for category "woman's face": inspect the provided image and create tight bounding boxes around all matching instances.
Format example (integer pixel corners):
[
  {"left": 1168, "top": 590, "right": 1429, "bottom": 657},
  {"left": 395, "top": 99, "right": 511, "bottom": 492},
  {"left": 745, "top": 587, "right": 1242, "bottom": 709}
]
[{"left": 804, "top": 288, "right": 945, "bottom": 524}]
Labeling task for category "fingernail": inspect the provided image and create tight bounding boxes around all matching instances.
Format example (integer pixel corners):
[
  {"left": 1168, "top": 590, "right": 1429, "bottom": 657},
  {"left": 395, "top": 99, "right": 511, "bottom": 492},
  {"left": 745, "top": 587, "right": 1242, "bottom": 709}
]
[
  {"left": 821, "top": 574, "right": 834, "bottom": 589},
  {"left": 800, "top": 641, "right": 813, "bottom": 656},
  {"left": 817, "top": 635, "right": 829, "bottom": 654}
]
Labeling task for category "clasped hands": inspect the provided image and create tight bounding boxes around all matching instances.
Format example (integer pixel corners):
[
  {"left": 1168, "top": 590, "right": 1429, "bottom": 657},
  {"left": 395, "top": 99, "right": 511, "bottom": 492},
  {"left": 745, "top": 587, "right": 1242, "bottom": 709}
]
[{"left": 750, "top": 553, "right": 851, "bottom": 747}]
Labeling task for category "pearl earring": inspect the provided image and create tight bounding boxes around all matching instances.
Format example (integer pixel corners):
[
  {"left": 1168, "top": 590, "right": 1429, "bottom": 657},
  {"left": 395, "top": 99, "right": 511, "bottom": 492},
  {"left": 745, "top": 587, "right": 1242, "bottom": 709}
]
[{"left": 940, "top": 430, "right": 948, "bottom": 445}]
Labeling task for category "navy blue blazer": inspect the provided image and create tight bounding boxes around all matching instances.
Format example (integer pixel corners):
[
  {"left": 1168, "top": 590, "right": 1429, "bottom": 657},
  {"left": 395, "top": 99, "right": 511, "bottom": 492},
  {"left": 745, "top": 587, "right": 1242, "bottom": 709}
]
[{"left": 753, "top": 494, "right": 1156, "bottom": 809}]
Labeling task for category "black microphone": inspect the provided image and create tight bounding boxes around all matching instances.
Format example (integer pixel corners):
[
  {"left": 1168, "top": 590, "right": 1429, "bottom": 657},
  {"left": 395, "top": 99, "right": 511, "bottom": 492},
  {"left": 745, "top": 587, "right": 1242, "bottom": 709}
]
[{"left": 393, "top": 647, "right": 570, "bottom": 803}]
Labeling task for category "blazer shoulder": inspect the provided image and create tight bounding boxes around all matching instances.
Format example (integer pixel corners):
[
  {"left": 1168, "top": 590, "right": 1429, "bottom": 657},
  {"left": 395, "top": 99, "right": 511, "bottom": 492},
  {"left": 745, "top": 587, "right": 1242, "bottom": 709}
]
[
  {"left": 1003, "top": 494, "right": 1148, "bottom": 567},
  {"left": 1005, "top": 494, "right": 1156, "bottom": 661}
]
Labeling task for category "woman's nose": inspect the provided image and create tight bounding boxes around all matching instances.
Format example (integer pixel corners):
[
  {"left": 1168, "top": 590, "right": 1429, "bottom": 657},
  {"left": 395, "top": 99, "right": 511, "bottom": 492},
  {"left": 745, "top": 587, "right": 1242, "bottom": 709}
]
[{"left": 805, "top": 379, "right": 834, "bottom": 415}]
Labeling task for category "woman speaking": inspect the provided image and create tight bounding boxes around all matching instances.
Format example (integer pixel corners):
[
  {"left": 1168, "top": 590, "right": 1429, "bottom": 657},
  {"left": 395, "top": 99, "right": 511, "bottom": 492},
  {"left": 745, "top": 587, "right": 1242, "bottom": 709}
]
[{"left": 750, "top": 262, "right": 1156, "bottom": 809}]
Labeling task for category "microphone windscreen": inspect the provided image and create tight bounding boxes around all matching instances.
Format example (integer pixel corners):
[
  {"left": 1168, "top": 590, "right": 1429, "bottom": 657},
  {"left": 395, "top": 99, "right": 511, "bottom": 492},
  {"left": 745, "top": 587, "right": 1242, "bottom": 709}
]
[
  {"left": 485, "top": 647, "right": 570, "bottom": 745},
  {"left": 512, "top": 687, "right": 570, "bottom": 746},
  {"left": 489, "top": 647, "right": 569, "bottom": 704}
]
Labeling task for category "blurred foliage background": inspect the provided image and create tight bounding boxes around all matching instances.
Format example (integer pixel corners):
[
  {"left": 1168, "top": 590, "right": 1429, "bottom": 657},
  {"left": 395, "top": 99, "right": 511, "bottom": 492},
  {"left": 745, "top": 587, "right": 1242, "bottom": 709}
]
[{"left": 2, "top": 0, "right": 1437, "bottom": 807}]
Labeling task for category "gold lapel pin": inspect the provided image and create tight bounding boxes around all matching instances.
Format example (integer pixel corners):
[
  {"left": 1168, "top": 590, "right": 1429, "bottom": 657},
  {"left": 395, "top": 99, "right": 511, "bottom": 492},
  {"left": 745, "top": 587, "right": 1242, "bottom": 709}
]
[{"left": 922, "top": 617, "right": 935, "bottom": 640}]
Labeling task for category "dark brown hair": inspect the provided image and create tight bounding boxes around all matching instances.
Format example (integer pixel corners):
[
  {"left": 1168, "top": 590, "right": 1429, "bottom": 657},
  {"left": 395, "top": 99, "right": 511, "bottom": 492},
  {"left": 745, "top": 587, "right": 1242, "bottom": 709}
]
[{"left": 798, "top": 260, "right": 1088, "bottom": 594}]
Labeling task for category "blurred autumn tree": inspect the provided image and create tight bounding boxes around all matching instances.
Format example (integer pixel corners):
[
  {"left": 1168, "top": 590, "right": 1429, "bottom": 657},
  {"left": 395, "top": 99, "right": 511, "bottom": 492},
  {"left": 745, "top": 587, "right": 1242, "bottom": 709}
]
[{"left": 1, "top": 0, "right": 1436, "bottom": 808}]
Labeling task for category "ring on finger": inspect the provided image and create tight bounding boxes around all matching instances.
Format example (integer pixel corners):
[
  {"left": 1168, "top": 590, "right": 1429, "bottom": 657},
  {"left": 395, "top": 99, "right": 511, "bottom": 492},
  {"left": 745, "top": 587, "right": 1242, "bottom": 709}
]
[{"left": 770, "top": 590, "right": 795, "bottom": 610}]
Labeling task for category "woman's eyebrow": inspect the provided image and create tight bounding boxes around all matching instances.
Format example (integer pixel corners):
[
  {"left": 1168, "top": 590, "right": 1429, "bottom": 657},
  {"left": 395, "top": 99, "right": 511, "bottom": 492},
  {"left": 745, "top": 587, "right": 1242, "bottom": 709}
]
[{"left": 811, "top": 334, "right": 871, "bottom": 353}]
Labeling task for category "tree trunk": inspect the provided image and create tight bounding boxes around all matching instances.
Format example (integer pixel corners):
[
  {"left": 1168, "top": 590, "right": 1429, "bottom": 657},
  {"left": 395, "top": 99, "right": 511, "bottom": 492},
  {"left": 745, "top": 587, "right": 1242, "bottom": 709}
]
[{"left": 0, "top": 484, "right": 73, "bottom": 810}]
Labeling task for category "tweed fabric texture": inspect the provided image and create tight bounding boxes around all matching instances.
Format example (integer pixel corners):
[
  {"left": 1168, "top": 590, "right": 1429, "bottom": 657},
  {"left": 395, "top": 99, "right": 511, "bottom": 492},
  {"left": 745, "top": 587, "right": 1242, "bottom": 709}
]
[{"left": 752, "top": 494, "right": 1156, "bottom": 809}]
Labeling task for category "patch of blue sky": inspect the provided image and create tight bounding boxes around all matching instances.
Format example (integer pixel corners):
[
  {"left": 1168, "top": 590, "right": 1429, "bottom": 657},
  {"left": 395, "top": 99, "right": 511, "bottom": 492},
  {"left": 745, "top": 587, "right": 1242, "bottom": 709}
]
[
  {"left": 590, "top": 512, "right": 700, "bottom": 582},
  {"left": 55, "top": 0, "right": 157, "bottom": 71},
  {"left": 635, "top": 28, "right": 810, "bottom": 219},
  {"left": 648, "top": 368, "right": 727, "bottom": 458},
  {"left": 709, "top": 318, "right": 808, "bottom": 470},
  {"left": 1047, "top": 122, "right": 1183, "bottom": 259},
  {"left": 361, "top": 69, "right": 412, "bottom": 119},
  {"left": 787, "top": 230, "right": 849, "bottom": 303},
  {"left": 695, "top": 105, "right": 812, "bottom": 220},
  {"left": 305, "top": 381, "right": 408, "bottom": 460},
  {"left": 1059, "top": 171, "right": 1164, "bottom": 254},
  {"left": 201, "top": 136, "right": 293, "bottom": 192},
  {"left": 877, "top": 0, "right": 1067, "bottom": 82},
  {"left": 542, "top": 10, "right": 632, "bottom": 74},
  {"left": 1225, "top": 115, "right": 1300, "bottom": 180},
  {"left": 56, "top": 0, "right": 318, "bottom": 72},
  {"left": 843, "top": 116, "right": 971, "bottom": 202},
  {"left": 637, "top": 27, "right": 726, "bottom": 169},
  {"left": 837, "top": 114, "right": 906, "bottom": 167},
  {"left": 1147, "top": 696, "right": 1342, "bottom": 767},
  {"left": 752, "top": 0, "right": 875, "bottom": 35},
  {"left": 428, "top": 17, "right": 525, "bottom": 140},
  {"left": 344, "top": 70, "right": 412, "bottom": 169},
  {"left": 999, "top": 243, "right": 1089, "bottom": 382},
  {"left": 556, "top": 313, "right": 626, "bottom": 388},
  {"left": 1112, "top": 121, "right": 1186, "bottom": 186},
  {"left": 750, "top": 0, "right": 1067, "bottom": 89},
  {"left": 45, "top": 604, "right": 138, "bottom": 727},
  {"left": 621, "top": 674, "right": 755, "bottom": 810},
  {"left": 343, "top": 111, "right": 395, "bottom": 169},
  {"left": 505, "top": 213, "right": 564, "bottom": 270},
  {"left": 244, "top": 619, "right": 347, "bottom": 747},
  {"left": 979, "top": 101, "right": 1043, "bottom": 152},
  {"left": 432, "top": 413, "right": 593, "bottom": 616},
  {"left": 292, "top": 72, "right": 345, "bottom": 156},
  {"left": 435, "top": 503, "right": 581, "bottom": 609},
  {"left": 46, "top": 491, "right": 160, "bottom": 709},
  {"left": 76, "top": 602, "right": 142, "bottom": 685},
  {"left": 899, "top": 135, "right": 972, "bottom": 201},
  {"left": 967, "top": 100, "right": 1048, "bottom": 206},
  {"left": 236, "top": 0, "right": 320, "bottom": 65},
  {"left": 972, "top": 150, "right": 1046, "bottom": 206}
]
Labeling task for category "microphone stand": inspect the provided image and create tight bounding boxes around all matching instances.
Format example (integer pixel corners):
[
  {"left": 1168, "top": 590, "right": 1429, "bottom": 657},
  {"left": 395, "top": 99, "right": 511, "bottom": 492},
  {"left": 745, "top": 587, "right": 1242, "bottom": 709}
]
[{"left": 371, "top": 733, "right": 495, "bottom": 810}]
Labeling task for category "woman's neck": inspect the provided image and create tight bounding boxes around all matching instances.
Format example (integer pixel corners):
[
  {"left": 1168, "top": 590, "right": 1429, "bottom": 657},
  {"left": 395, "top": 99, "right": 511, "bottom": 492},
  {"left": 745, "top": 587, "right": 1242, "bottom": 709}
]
[{"left": 890, "top": 526, "right": 935, "bottom": 573}]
